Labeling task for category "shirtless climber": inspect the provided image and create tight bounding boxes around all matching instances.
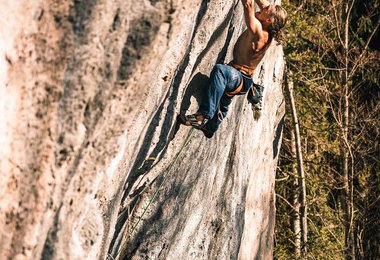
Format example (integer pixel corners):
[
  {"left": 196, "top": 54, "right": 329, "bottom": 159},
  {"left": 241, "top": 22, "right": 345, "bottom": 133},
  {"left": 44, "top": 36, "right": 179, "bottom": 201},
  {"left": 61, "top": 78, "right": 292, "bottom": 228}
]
[{"left": 180, "top": 0, "right": 288, "bottom": 138}]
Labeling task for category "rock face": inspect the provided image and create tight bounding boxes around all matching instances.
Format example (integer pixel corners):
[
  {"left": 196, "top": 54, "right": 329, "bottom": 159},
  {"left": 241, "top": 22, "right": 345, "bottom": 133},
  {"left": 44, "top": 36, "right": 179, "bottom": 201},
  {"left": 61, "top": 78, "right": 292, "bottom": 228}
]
[{"left": 0, "top": 0, "right": 285, "bottom": 259}]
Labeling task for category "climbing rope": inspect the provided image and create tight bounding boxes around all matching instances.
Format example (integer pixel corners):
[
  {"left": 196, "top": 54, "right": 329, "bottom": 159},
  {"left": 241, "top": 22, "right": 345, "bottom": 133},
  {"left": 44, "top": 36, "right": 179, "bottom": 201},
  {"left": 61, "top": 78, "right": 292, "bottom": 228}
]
[{"left": 115, "top": 128, "right": 195, "bottom": 260}]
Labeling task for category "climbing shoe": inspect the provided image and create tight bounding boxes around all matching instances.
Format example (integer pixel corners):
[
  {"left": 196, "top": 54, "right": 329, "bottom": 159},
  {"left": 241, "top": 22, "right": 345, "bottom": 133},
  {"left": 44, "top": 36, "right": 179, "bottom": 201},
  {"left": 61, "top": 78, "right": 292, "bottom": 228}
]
[
  {"left": 179, "top": 113, "right": 208, "bottom": 130},
  {"left": 178, "top": 113, "right": 214, "bottom": 138}
]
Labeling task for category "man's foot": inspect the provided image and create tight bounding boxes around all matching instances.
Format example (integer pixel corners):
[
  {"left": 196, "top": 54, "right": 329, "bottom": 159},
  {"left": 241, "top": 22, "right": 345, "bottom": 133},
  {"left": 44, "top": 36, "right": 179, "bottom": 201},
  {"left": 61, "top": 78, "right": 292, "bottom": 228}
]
[
  {"left": 179, "top": 113, "right": 208, "bottom": 129},
  {"left": 178, "top": 113, "right": 214, "bottom": 138}
]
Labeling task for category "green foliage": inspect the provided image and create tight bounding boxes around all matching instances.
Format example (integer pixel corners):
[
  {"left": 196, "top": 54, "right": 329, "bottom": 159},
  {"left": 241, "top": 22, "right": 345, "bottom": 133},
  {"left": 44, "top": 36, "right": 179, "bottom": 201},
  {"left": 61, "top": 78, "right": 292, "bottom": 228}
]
[{"left": 276, "top": 0, "right": 380, "bottom": 258}]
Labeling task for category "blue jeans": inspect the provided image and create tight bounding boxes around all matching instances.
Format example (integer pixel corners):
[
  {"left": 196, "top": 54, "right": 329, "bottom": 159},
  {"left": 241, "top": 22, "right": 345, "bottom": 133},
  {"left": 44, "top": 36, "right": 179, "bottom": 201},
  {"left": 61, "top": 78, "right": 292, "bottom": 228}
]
[{"left": 198, "top": 64, "right": 254, "bottom": 134}]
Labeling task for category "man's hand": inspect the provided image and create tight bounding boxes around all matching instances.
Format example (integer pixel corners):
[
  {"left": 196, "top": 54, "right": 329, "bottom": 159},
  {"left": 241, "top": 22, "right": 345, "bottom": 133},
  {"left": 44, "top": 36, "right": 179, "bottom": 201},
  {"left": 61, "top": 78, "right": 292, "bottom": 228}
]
[
  {"left": 247, "top": 83, "right": 264, "bottom": 120},
  {"left": 251, "top": 102, "right": 262, "bottom": 120},
  {"left": 241, "top": 0, "right": 261, "bottom": 35},
  {"left": 255, "top": 0, "right": 271, "bottom": 10},
  {"left": 241, "top": 0, "right": 255, "bottom": 15}
]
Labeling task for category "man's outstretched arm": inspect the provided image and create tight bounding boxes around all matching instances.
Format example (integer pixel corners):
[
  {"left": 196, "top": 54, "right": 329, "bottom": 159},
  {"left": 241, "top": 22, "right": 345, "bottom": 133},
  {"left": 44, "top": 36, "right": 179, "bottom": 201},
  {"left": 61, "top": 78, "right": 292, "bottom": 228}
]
[
  {"left": 241, "top": 0, "right": 262, "bottom": 36},
  {"left": 255, "top": 0, "right": 271, "bottom": 10}
]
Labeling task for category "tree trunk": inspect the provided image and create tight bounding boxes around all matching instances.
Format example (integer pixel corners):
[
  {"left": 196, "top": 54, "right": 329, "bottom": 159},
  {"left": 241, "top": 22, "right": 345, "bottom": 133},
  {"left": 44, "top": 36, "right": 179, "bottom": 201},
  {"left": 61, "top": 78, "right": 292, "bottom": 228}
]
[
  {"left": 290, "top": 130, "right": 301, "bottom": 257},
  {"left": 286, "top": 68, "right": 307, "bottom": 255},
  {"left": 342, "top": 1, "right": 355, "bottom": 258}
]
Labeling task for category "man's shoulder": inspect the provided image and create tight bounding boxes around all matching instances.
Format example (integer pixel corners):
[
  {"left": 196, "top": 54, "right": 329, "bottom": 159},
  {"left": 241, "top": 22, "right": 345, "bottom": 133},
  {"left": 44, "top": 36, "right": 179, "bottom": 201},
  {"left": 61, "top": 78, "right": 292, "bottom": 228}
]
[{"left": 251, "top": 31, "right": 271, "bottom": 51}]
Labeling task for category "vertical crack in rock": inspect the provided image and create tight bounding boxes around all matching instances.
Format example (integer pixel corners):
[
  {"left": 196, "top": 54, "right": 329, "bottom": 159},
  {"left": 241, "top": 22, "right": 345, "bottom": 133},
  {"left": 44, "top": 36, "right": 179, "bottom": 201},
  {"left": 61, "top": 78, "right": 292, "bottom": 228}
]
[
  {"left": 165, "top": 0, "right": 176, "bottom": 41},
  {"left": 112, "top": 8, "right": 121, "bottom": 31},
  {"left": 41, "top": 205, "right": 62, "bottom": 259},
  {"left": 273, "top": 103, "right": 285, "bottom": 159}
]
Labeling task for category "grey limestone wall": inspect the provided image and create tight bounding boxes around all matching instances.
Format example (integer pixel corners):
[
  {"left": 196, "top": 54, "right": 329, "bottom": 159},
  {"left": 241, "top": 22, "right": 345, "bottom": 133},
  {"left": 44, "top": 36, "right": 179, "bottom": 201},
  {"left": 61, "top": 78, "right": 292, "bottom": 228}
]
[{"left": 0, "top": 0, "right": 285, "bottom": 259}]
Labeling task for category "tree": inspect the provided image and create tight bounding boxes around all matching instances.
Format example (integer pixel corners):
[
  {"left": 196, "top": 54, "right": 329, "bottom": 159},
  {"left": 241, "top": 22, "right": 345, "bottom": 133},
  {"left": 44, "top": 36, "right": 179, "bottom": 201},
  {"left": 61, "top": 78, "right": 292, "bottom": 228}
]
[
  {"left": 285, "top": 67, "right": 307, "bottom": 256},
  {"left": 276, "top": 0, "right": 380, "bottom": 258}
]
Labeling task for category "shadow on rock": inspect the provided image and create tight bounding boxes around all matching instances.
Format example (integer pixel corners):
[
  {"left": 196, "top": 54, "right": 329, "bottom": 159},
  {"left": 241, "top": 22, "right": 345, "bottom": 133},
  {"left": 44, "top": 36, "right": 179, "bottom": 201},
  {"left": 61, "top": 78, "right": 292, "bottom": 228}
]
[{"left": 179, "top": 72, "right": 209, "bottom": 115}]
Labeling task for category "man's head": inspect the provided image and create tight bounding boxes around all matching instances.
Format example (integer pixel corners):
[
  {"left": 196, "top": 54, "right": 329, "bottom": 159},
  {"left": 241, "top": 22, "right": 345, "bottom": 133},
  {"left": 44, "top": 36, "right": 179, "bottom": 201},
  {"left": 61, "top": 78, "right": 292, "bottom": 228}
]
[{"left": 255, "top": 4, "right": 288, "bottom": 44}]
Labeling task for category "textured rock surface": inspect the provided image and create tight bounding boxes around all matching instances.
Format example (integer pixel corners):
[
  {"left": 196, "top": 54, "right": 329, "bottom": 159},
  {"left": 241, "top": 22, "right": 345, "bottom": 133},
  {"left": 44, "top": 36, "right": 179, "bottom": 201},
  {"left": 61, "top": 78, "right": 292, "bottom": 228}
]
[{"left": 0, "top": 0, "right": 285, "bottom": 259}]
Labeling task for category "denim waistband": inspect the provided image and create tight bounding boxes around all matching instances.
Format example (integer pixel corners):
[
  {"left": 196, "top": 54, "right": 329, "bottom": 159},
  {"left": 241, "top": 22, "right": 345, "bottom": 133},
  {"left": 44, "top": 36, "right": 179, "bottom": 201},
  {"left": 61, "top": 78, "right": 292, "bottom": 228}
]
[{"left": 227, "top": 61, "right": 254, "bottom": 76}]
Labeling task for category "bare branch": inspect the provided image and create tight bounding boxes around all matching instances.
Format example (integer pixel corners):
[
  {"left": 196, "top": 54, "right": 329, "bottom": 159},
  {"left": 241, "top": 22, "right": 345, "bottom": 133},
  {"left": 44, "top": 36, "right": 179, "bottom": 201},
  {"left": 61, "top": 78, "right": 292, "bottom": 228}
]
[
  {"left": 332, "top": 0, "right": 345, "bottom": 47},
  {"left": 349, "top": 18, "right": 380, "bottom": 79},
  {"left": 276, "top": 193, "right": 299, "bottom": 211},
  {"left": 319, "top": 67, "right": 346, "bottom": 71},
  {"left": 347, "top": 0, "right": 356, "bottom": 27}
]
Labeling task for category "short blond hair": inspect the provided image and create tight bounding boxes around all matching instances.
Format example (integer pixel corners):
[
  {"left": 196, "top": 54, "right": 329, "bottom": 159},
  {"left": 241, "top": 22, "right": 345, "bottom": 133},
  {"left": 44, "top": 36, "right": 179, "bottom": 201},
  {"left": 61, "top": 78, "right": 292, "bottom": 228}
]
[{"left": 270, "top": 5, "right": 288, "bottom": 45}]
